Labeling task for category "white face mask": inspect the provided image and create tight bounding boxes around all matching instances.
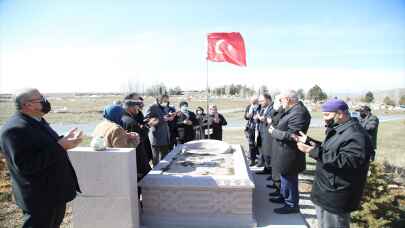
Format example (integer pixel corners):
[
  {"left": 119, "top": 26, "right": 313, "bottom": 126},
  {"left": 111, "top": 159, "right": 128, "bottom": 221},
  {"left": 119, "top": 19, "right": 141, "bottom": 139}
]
[
  {"left": 180, "top": 106, "right": 188, "bottom": 112},
  {"left": 273, "top": 101, "right": 280, "bottom": 110}
]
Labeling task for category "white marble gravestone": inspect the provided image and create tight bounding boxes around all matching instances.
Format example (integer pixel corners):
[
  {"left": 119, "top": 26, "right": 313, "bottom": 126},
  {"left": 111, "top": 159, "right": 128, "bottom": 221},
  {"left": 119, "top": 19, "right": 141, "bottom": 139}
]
[
  {"left": 68, "top": 147, "right": 139, "bottom": 228},
  {"left": 140, "top": 140, "right": 256, "bottom": 228}
]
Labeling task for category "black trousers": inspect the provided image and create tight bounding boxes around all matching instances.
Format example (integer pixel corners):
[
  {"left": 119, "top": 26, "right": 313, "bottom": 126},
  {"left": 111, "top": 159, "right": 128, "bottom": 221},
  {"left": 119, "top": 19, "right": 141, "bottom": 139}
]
[
  {"left": 151, "top": 145, "right": 171, "bottom": 166},
  {"left": 248, "top": 144, "right": 258, "bottom": 161},
  {"left": 22, "top": 203, "right": 66, "bottom": 228}
]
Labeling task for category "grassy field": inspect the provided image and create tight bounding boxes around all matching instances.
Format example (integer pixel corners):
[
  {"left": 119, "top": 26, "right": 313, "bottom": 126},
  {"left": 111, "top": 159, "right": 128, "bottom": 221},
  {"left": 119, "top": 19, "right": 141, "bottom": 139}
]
[
  {"left": 0, "top": 95, "right": 248, "bottom": 125},
  {"left": 223, "top": 119, "right": 405, "bottom": 170}
]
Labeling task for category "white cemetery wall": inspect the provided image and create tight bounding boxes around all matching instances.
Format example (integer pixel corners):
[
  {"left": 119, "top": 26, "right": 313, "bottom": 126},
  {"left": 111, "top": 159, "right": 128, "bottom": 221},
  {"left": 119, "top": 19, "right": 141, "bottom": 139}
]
[{"left": 68, "top": 147, "right": 139, "bottom": 228}]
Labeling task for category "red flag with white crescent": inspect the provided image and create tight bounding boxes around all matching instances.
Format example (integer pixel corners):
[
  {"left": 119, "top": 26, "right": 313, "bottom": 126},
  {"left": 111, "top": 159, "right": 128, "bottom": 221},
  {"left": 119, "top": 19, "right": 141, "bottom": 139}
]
[{"left": 207, "top": 32, "right": 247, "bottom": 67}]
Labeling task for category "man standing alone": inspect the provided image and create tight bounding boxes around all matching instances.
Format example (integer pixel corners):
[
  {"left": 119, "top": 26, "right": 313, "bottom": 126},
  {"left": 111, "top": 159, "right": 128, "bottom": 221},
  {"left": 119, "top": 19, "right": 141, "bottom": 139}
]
[{"left": 0, "top": 88, "right": 82, "bottom": 228}]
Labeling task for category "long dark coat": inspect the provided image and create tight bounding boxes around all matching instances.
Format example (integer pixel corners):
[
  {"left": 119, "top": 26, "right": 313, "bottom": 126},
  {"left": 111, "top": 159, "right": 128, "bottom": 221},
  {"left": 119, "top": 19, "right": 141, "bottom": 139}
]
[
  {"left": 271, "top": 102, "right": 311, "bottom": 175},
  {"left": 0, "top": 112, "right": 80, "bottom": 211}
]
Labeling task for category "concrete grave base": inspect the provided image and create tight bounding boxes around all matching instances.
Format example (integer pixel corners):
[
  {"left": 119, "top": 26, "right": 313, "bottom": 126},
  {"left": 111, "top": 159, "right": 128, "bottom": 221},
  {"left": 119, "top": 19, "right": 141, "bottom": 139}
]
[{"left": 140, "top": 140, "right": 256, "bottom": 228}]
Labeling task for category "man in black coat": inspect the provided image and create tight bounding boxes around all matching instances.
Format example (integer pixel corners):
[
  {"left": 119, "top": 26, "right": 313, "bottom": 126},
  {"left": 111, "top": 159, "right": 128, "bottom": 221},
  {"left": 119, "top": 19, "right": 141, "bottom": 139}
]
[
  {"left": 268, "top": 96, "right": 285, "bottom": 197},
  {"left": 124, "top": 93, "right": 153, "bottom": 161},
  {"left": 145, "top": 95, "right": 173, "bottom": 165},
  {"left": 175, "top": 101, "right": 198, "bottom": 144},
  {"left": 243, "top": 96, "right": 260, "bottom": 166},
  {"left": 357, "top": 105, "right": 379, "bottom": 161},
  {"left": 0, "top": 88, "right": 82, "bottom": 228},
  {"left": 297, "top": 99, "right": 372, "bottom": 228},
  {"left": 268, "top": 90, "right": 311, "bottom": 214},
  {"left": 122, "top": 99, "right": 152, "bottom": 181},
  {"left": 255, "top": 94, "right": 274, "bottom": 175}
]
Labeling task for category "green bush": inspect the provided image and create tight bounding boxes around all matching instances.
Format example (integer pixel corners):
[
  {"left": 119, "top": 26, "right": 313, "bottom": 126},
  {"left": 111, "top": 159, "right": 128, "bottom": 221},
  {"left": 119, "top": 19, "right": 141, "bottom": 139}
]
[{"left": 352, "top": 162, "right": 404, "bottom": 227}]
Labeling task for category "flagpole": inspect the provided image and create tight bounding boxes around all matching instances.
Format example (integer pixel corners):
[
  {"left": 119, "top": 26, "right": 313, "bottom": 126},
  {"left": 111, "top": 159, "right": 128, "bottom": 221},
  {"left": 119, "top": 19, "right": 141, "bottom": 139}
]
[{"left": 206, "top": 58, "right": 210, "bottom": 139}]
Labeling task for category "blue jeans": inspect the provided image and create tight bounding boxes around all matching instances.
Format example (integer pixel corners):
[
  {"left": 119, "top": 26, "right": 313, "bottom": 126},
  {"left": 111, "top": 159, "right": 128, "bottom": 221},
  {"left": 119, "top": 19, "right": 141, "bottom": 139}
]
[
  {"left": 280, "top": 174, "right": 299, "bottom": 208},
  {"left": 315, "top": 204, "right": 350, "bottom": 228}
]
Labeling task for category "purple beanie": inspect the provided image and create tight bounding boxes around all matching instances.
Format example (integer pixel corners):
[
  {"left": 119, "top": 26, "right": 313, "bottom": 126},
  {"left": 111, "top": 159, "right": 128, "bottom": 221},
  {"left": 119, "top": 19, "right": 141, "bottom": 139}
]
[{"left": 321, "top": 99, "right": 349, "bottom": 112}]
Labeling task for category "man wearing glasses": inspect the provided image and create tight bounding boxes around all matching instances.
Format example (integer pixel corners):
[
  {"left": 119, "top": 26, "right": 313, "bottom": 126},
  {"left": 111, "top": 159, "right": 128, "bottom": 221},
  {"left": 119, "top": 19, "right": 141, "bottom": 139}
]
[{"left": 0, "top": 88, "right": 83, "bottom": 228}]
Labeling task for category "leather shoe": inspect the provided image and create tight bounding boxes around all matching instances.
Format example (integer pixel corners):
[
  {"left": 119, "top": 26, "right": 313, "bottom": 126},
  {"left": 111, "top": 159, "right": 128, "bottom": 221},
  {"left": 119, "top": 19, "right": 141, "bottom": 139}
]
[
  {"left": 256, "top": 162, "right": 265, "bottom": 167},
  {"left": 269, "top": 190, "right": 281, "bottom": 197},
  {"left": 274, "top": 205, "right": 300, "bottom": 214},
  {"left": 255, "top": 170, "right": 271, "bottom": 175},
  {"left": 266, "top": 184, "right": 277, "bottom": 189},
  {"left": 269, "top": 197, "right": 284, "bottom": 204},
  {"left": 266, "top": 176, "right": 273, "bottom": 181}
]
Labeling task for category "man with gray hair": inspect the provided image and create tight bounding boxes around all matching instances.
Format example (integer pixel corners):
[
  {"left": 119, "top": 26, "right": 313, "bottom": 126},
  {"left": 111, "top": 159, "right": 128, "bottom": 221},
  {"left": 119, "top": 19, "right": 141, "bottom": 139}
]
[
  {"left": 0, "top": 88, "right": 82, "bottom": 228},
  {"left": 268, "top": 90, "right": 311, "bottom": 214},
  {"left": 255, "top": 93, "right": 274, "bottom": 175}
]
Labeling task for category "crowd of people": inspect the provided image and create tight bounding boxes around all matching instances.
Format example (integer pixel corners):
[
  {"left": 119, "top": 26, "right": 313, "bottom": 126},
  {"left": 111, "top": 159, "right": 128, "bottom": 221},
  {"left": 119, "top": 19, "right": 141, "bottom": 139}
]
[
  {"left": 0, "top": 87, "right": 380, "bottom": 228},
  {"left": 0, "top": 88, "right": 231, "bottom": 228},
  {"left": 94, "top": 93, "right": 229, "bottom": 180},
  {"left": 244, "top": 90, "right": 379, "bottom": 227}
]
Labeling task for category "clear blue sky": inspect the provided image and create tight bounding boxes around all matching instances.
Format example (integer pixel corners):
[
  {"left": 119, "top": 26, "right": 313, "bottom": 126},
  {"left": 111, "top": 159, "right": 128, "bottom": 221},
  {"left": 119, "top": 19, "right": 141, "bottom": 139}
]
[{"left": 1, "top": 0, "right": 404, "bottom": 93}]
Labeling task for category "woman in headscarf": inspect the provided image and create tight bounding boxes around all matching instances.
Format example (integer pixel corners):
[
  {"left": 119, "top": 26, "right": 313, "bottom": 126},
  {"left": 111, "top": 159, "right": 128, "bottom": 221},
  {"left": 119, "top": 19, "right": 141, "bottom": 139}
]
[{"left": 93, "top": 105, "right": 139, "bottom": 148}]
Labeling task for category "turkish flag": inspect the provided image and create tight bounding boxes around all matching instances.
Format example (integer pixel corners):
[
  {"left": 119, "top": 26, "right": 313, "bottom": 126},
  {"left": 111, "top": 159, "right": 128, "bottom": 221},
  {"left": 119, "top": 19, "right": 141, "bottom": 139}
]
[{"left": 207, "top": 32, "right": 246, "bottom": 67}]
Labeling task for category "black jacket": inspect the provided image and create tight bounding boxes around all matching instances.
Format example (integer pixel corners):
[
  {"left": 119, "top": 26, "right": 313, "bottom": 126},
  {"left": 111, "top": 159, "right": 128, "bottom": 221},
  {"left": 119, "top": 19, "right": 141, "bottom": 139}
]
[
  {"left": 0, "top": 112, "right": 80, "bottom": 211},
  {"left": 271, "top": 102, "right": 311, "bottom": 175},
  {"left": 206, "top": 113, "right": 227, "bottom": 140},
  {"left": 121, "top": 112, "right": 152, "bottom": 180},
  {"left": 359, "top": 114, "right": 379, "bottom": 150},
  {"left": 244, "top": 104, "right": 261, "bottom": 145},
  {"left": 134, "top": 110, "right": 153, "bottom": 161},
  {"left": 309, "top": 119, "right": 372, "bottom": 214},
  {"left": 145, "top": 103, "right": 171, "bottom": 146},
  {"left": 175, "top": 111, "right": 198, "bottom": 144}
]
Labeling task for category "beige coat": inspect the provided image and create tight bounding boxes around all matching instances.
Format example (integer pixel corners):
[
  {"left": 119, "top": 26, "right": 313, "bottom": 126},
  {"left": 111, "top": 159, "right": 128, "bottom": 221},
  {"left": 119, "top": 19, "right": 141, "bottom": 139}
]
[{"left": 93, "top": 120, "right": 137, "bottom": 148}]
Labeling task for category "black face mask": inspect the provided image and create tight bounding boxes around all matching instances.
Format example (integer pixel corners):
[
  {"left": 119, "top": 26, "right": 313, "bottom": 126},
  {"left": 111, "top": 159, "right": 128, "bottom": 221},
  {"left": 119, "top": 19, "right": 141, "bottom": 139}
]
[
  {"left": 360, "top": 112, "right": 367, "bottom": 118},
  {"left": 40, "top": 98, "right": 51, "bottom": 114},
  {"left": 325, "top": 118, "right": 338, "bottom": 128}
]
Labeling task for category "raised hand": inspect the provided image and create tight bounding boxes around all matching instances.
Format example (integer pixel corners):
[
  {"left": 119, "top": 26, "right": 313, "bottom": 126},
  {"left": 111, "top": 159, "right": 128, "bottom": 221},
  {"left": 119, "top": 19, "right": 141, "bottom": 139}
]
[
  {"left": 296, "top": 131, "right": 308, "bottom": 143},
  {"left": 297, "top": 142, "right": 315, "bottom": 154},
  {"left": 58, "top": 128, "right": 83, "bottom": 150},
  {"left": 148, "top": 117, "right": 159, "bottom": 126}
]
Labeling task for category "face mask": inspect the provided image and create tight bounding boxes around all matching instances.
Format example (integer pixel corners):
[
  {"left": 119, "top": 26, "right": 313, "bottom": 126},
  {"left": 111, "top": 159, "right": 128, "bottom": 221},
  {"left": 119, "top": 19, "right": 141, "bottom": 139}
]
[
  {"left": 360, "top": 112, "right": 367, "bottom": 118},
  {"left": 324, "top": 114, "right": 339, "bottom": 128},
  {"left": 180, "top": 106, "right": 188, "bottom": 112},
  {"left": 40, "top": 98, "right": 51, "bottom": 114},
  {"left": 273, "top": 102, "right": 280, "bottom": 110}
]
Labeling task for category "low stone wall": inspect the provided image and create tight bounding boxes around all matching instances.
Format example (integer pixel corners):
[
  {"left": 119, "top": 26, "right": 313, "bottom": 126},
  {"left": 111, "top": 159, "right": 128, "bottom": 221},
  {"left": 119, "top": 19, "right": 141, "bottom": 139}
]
[{"left": 68, "top": 147, "right": 139, "bottom": 228}]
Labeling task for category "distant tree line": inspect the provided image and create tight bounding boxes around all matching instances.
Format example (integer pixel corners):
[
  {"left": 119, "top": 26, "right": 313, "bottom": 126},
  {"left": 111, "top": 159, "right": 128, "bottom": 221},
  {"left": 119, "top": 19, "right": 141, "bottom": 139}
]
[
  {"left": 139, "top": 83, "right": 333, "bottom": 102},
  {"left": 212, "top": 84, "right": 256, "bottom": 97}
]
